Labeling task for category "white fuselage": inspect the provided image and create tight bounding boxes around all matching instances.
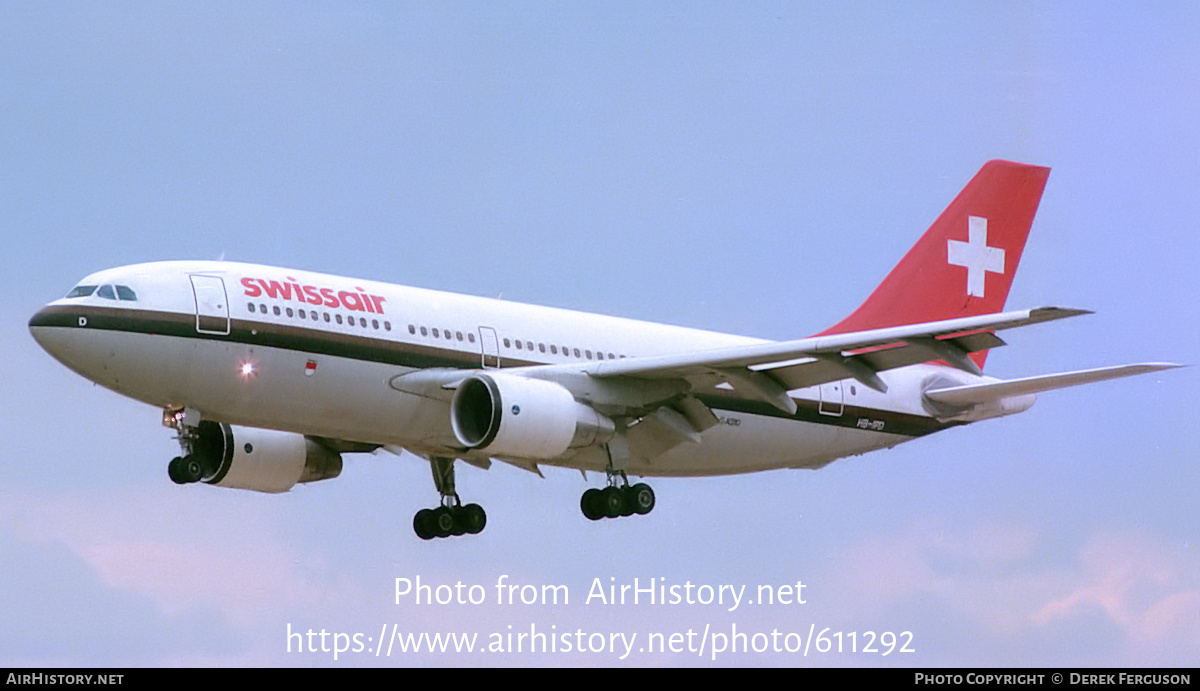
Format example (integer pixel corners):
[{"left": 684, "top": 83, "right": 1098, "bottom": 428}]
[{"left": 29, "top": 260, "right": 977, "bottom": 477}]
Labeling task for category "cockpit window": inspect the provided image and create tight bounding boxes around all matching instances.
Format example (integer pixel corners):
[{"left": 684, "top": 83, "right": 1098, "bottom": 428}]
[
  {"left": 65, "top": 285, "right": 97, "bottom": 298},
  {"left": 82, "top": 284, "right": 138, "bottom": 301}
]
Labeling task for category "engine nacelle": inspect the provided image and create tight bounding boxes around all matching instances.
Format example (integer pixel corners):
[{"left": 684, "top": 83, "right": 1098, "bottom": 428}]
[
  {"left": 192, "top": 421, "right": 342, "bottom": 493},
  {"left": 450, "top": 372, "right": 615, "bottom": 459}
]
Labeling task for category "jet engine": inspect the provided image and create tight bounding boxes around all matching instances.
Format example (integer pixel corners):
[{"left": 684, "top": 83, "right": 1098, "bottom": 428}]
[
  {"left": 179, "top": 421, "right": 343, "bottom": 493},
  {"left": 450, "top": 372, "right": 614, "bottom": 459}
]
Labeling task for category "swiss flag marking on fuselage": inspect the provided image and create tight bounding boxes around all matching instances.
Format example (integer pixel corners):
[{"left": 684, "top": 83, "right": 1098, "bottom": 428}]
[{"left": 947, "top": 216, "right": 1005, "bottom": 298}]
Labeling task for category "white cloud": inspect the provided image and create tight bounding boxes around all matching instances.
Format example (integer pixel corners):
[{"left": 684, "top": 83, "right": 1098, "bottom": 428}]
[
  {"left": 0, "top": 487, "right": 364, "bottom": 631},
  {"left": 824, "top": 519, "right": 1200, "bottom": 665}
]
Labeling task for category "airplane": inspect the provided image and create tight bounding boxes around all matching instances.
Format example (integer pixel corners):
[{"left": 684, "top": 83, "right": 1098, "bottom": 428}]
[{"left": 29, "top": 160, "right": 1179, "bottom": 540}]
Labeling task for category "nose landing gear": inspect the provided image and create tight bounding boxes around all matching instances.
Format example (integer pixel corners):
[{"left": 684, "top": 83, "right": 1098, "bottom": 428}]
[
  {"left": 167, "top": 454, "right": 205, "bottom": 484},
  {"left": 164, "top": 406, "right": 208, "bottom": 485}
]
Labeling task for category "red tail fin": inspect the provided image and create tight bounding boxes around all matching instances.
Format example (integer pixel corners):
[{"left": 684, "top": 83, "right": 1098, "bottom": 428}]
[{"left": 817, "top": 160, "right": 1050, "bottom": 367}]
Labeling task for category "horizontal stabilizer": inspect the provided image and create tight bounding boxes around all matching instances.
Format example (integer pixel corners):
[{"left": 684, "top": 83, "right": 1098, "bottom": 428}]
[{"left": 924, "top": 363, "right": 1183, "bottom": 407}]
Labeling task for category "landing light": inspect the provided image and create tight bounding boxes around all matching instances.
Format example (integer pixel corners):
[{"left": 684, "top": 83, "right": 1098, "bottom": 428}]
[{"left": 240, "top": 362, "right": 255, "bottom": 377}]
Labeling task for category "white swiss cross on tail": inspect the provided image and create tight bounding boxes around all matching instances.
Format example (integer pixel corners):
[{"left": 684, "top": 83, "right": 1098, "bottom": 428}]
[{"left": 947, "top": 216, "right": 1005, "bottom": 298}]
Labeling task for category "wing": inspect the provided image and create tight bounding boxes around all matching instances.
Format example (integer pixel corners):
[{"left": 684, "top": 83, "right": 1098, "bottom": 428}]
[
  {"left": 514, "top": 306, "right": 1089, "bottom": 415},
  {"left": 388, "top": 306, "right": 1096, "bottom": 468}
]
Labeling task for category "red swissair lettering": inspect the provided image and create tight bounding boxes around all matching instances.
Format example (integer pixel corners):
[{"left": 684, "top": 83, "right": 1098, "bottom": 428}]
[{"left": 241, "top": 276, "right": 386, "bottom": 314}]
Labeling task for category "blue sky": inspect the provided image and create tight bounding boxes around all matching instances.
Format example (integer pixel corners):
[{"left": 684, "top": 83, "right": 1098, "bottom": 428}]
[{"left": 2, "top": 2, "right": 1198, "bottom": 666}]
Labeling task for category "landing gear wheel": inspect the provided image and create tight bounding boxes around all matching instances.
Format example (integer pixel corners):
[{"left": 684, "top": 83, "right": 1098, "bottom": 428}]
[
  {"left": 618, "top": 486, "right": 637, "bottom": 517},
  {"left": 581, "top": 488, "right": 605, "bottom": 520},
  {"left": 169, "top": 455, "right": 204, "bottom": 484},
  {"left": 581, "top": 479, "right": 655, "bottom": 522},
  {"left": 449, "top": 507, "right": 467, "bottom": 536},
  {"left": 461, "top": 504, "right": 487, "bottom": 534},
  {"left": 629, "top": 483, "right": 655, "bottom": 515},
  {"left": 167, "top": 456, "right": 186, "bottom": 484},
  {"left": 413, "top": 509, "right": 435, "bottom": 540},
  {"left": 414, "top": 457, "right": 488, "bottom": 539},
  {"left": 433, "top": 507, "right": 455, "bottom": 538},
  {"left": 601, "top": 486, "right": 625, "bottom": 518},
  {"left": 181, "top": 455, "right": 204, "bottom": 483}
]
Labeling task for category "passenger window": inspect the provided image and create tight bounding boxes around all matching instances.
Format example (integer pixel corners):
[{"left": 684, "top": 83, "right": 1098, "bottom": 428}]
[
  {"left": 503, "top": 338, "right": 511, "bottom": 348},
  {"left": 539, "top": 343, "right": 546, "bottom": 353},
  {"left": 65, "top": 285, "right": 97, "bottom": 298},
  {"left": 324, "top": 312, "right": 330, "bottom": 322},
  {"left": 336, "top": 314, "right": 343, "bottom": 324},
  {"left": 97, "top": 285, "right": 116, "bottom": 300},
  {"left": 361, "top": 317, "right": 368, "bottom": 327},
  {"left": 273, "top": 306, "right": 281, "bottom": 316},
  {"left": 468, "top": 333, "right": 475, "bottom": 343},
  {"left": 432, "top": 328, "right": 440, "bottom": 338},
  {"left": 408, "top": 325, "right": 416, "bottom": 334},
  {"left": 456, "top": 331, "right": 463, "bottom": 341},
  {"left": 515, "top": 340, "right": 523, "bottom": 350},
  {"left": 550, "top": 345, "right": 558, "bottom": 355}
]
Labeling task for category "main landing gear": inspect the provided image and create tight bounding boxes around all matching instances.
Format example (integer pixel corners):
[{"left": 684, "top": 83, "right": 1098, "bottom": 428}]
[
  {"left": 413, "top": 457, "right": 486, "bottom": 540},
  {"left": 581, "top": 432, "right": 655, "bottom": 520},
  {"left": 580, "top": 472, "right": 655, "bottom": 520}
]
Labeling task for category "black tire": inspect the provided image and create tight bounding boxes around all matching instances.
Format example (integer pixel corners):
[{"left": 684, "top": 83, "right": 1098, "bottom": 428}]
[
  {"left": 601, "top": 486, "right": 624, "bottom": 518},
  {"left": 619, "top": 486, "right": 636, "bottom": 517},
  {"left": 449, "top": 507, "right": 467, "bottom": 536},
  {"left": 433, "top": 507, "right": 455, "bottom": 538},
  {"left": 581, "top": 488, "right": 604, "bottom": 520},
  {"left": 167, "top": 457, "right": 186, "bottom": 485},
  {"left": 629, "top": 483, "right": 655, "bottom": 515},
  {"left": 181, "top": 455, "right": 204, "bottom": 483},
  {"left": 462, "top": 503, "right": 487, "bottom": 534},
  {"left": 413, "top": 509, "right": 435, "bottom": 540}
]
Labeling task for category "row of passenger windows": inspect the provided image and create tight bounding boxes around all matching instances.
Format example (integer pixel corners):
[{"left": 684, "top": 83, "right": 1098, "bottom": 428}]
[
  {"left": 245, "top": 300, "right": 627, "bottom": 362},
  {"left": 66, "top": 284, "right": 138, "bottom": 301},
  {"left": 247, "top": 302, "right": 392, "bottom": 331},
  {"left": 407, "top": 324, "right": 477, "bottom": 344},
  {"left": 404, "top": 323, "right": 624, "bottom": 360},
  {"left": 502, "top": 338, "right": 621, "bottom": 361}
]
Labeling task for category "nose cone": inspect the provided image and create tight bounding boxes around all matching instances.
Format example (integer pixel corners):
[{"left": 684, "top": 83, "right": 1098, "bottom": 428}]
[
  {"left": 29, "top": 304, "right": 80, "bottom": 364},
  {"left": 30, "top": 304, "right": 57, "bottom": 345}
]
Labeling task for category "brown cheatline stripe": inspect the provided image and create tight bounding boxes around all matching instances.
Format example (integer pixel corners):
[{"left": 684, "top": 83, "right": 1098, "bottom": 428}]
[{"left": 31, "top": 304, "right": 953, "bottom": 437}]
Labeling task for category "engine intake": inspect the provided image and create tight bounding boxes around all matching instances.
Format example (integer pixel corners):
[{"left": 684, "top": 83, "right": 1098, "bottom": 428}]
[
  {"left": 450, "top": 373, "right": 614, "bottom": 459},
  {"left": 192, "top": 421, "right": 342, "bottom": 493}
]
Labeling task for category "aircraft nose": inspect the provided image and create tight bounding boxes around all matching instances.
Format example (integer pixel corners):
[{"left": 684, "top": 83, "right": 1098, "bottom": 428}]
[{"left": 29, "top": 304, "right": 78, "bottom": 361}]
